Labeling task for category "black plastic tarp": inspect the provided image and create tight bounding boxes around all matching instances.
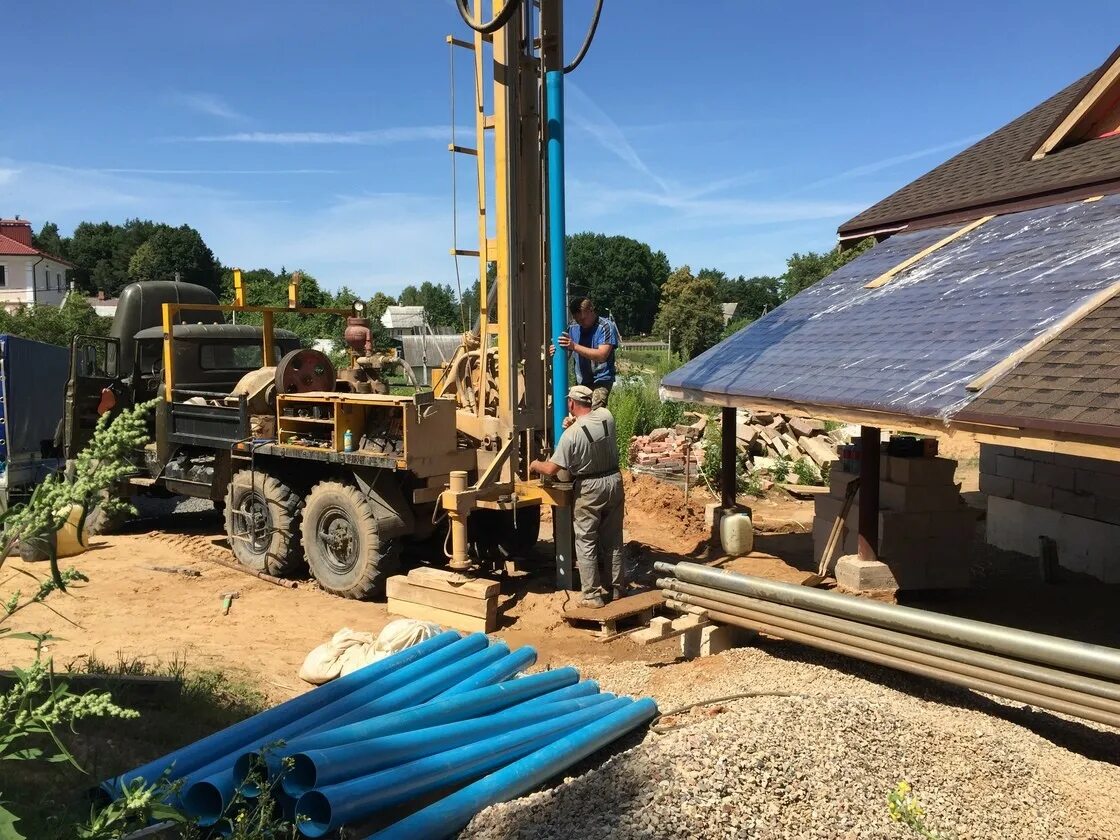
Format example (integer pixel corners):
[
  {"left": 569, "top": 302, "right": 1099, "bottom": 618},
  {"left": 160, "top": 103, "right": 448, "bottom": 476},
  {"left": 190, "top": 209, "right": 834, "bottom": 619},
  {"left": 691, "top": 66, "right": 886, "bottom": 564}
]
[
  {"left": 663, "top": 194, "right": 1120, "bottom": 423},
  {"left": 0, "top": 335, "right": 69, "bottom": 462}
]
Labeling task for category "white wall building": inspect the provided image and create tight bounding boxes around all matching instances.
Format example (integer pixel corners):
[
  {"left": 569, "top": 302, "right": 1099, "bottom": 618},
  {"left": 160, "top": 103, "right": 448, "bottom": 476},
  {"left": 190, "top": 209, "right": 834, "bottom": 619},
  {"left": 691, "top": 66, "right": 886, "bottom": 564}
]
[{"left": 0, "top": 218, "right": 71, "bottom": 309}]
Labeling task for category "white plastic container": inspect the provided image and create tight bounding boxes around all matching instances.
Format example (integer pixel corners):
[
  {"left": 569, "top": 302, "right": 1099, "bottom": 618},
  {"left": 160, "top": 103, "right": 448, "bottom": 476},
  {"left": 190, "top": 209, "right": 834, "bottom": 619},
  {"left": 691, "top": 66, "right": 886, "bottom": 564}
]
[{"left": 720, "top": 511, "right": 754, "bottom": 556}]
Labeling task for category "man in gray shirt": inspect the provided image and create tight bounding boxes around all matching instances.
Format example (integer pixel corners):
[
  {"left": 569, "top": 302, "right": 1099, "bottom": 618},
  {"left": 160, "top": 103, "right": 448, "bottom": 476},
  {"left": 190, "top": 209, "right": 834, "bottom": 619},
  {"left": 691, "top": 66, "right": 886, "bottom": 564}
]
[{"left": 529, "top": 385, "right": 625, "bottom": 608}]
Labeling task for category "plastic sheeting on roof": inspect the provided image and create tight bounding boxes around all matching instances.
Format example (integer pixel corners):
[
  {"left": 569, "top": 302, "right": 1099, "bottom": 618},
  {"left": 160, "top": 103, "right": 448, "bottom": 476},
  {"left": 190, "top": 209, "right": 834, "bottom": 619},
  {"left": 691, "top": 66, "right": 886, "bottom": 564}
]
[{"left": 663, "top": 194, "right": 1120, "bottom": 423}]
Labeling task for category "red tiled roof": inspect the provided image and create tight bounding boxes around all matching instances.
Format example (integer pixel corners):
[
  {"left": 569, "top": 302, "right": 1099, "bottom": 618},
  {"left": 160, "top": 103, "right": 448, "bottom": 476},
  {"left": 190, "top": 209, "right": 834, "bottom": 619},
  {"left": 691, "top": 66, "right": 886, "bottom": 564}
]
[{"left": 0, "top": 233, "right": 74, "bottom": 266}]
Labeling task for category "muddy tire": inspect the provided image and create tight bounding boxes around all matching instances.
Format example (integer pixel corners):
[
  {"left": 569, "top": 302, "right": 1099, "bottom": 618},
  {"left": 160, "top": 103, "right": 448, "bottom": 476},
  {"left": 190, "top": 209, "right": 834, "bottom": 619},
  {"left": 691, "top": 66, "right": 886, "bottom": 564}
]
[
  {"left": 225, "top": 470, "right": 304, "bottom": 577},
  {"left": 302, "top": 481, "right": 400, "bottom": 599}
]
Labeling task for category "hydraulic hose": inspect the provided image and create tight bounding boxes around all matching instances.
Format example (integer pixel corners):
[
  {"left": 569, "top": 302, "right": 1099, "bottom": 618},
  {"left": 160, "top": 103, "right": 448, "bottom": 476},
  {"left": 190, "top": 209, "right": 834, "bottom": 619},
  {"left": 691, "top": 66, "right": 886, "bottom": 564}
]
[
  {"left": 564, "top": 0, "right": 603, "bottom": 73},
  {"left": 455, "top": 0, "right": 522, "bottom": 34}
]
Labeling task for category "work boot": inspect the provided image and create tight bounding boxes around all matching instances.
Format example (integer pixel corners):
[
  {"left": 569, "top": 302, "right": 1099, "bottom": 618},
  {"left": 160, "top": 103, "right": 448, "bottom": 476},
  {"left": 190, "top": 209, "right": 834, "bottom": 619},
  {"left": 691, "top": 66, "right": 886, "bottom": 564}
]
[
  {"left": 578, "top": 594, "right": 606, "bottom": 609},
  {"left": 612, "top": 587, "right": 628, "bottom": 602}
]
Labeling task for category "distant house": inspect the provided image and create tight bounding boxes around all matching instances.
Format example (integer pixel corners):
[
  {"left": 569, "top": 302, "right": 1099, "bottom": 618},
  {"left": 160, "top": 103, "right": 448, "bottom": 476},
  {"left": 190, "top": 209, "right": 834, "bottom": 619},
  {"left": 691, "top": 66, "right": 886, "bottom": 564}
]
[
  {"left": 720, "top": 302, "right": 739, "bottom": 326},
  {"left": 86, "top": 290, "right": 119, "bottom": 317},
  {"left": 0, "top": 218, "right": 72, "bottom": 309}
]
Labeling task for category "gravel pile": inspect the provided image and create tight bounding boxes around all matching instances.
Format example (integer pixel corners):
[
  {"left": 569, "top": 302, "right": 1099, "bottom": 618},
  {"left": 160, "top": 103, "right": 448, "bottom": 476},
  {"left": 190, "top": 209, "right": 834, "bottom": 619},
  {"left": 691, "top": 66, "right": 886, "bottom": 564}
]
[{"left": 463, "top": 643, "right": 1120, "bottom": 840}]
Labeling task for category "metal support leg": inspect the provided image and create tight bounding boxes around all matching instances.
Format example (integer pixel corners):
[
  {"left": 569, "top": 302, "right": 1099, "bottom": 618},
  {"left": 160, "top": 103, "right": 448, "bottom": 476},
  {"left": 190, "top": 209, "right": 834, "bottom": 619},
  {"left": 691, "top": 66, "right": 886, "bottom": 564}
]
[
  {"left": 553, "top": 502, "right": 577, "bottom": 591},
  {"left": 721, "top": 406, "right": 737, "bottom": 510},
  {"left": 858, "top": 426, "right": 881, "bottom": 561},
  {"left": 448, "top": 470, "right": 470, "bottom": 571}
]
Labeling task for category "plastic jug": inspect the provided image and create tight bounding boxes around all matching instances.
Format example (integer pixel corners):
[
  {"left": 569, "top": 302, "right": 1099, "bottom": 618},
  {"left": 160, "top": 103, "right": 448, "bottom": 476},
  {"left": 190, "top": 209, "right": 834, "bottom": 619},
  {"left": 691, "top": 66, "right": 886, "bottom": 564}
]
[{"left": 720, "top": 511, "right": 754, "bottom": 556}]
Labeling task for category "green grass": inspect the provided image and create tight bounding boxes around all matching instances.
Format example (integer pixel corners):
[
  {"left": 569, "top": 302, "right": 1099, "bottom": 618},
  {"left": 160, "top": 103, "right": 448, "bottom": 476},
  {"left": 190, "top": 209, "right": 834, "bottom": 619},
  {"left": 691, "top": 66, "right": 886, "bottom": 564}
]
[{"left": 4, "top": 652, "right": 267, "bottom": 839}]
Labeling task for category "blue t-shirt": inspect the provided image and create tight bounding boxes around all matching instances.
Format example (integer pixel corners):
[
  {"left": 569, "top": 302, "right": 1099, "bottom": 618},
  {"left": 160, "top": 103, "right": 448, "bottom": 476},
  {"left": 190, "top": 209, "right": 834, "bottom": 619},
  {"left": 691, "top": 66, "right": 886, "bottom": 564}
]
[{"left": 567, "top": 316, "right": 618, "bottom": 386}]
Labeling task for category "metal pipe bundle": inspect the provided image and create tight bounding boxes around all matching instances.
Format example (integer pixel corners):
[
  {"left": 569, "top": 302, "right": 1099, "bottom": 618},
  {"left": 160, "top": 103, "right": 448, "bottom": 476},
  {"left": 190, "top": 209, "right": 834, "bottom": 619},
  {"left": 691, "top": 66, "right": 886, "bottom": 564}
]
[
  {"left": 96, "top": 629, "right": 657, "bottom": 836},
  {"left": 656, "top": 562, "right": 1120, "bottom": 728}
]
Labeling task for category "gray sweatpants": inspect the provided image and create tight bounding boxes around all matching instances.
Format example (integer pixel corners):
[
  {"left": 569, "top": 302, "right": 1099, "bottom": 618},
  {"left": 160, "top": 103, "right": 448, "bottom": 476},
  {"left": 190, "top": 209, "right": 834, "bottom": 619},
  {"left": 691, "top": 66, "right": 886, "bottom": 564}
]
[{"left": 573, "top": 473, "right": 625, "bottom": 598}]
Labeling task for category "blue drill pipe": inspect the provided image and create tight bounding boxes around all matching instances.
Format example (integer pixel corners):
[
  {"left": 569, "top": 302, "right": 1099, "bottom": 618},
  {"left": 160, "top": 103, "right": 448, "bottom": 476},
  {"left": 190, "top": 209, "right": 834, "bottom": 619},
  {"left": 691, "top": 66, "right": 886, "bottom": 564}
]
[
  {"left": 438, "top": 644, "right": 537, "bottom": 696},
  {"left": 96, "top": 630, "right": 461, "bottom": 799},
  {"left": 546, "top": 68, "right": 568, "bottom": 447},
  {"left": 306, "top": 641, "right": 512, "bottom": 734},
  {"left": 277, "top": 668, "right": 584, "bottom": 760},
  {"left": 283, "top": 693, "right": 615, "bottom": 798},
  {"left": 243, "top": 636, "right": 501, "bottom": 788},
  {"left": 189, "top": 636, "right": 503, "bottom": 818},
  {"left": 295, "top": 698, "right": 632, "bottom": 838},
  {"left": 366, "top": 697, "right": 659, "bottom": 840}
]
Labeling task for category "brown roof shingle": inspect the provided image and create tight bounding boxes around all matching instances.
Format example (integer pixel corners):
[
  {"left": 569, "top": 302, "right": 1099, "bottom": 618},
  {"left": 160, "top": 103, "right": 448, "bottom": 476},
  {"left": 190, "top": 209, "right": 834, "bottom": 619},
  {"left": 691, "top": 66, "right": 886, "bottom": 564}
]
[
  {"left": 838, "top": 58, "right": 1120, "bottom": 237},
  {"left": 959, "top": 294, "right": 1120, "bottom": 438}
]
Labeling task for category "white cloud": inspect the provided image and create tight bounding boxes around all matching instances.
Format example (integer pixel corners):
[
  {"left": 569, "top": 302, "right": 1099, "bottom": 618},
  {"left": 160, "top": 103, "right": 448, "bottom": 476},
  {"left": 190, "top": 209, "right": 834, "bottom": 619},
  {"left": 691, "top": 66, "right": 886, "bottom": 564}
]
[
  {"left": 176, "top": 127, "right": 450, "bottom": 145},
  {"left": 788, "top": 134, "right": 985, "bottom": 194},
  {"left": 0, "top": 168, "right": 20, "bottom": 186},
  {"left": 176, "top": 92, "right": 249, "bottom": 124}
]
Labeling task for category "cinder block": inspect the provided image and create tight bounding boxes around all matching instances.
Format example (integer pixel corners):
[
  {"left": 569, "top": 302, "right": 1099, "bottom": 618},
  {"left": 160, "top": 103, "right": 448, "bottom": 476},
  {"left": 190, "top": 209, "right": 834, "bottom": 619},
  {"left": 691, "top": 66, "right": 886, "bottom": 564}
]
[
  {"left": 828, "top": 469, "right": 860, "bottom": 499},
  {"left": 699, "top": 624, "right": 752, "bottom": 656},
  {"left": 986, "top": 496, "right": 1059, "bottom": 559},
  {"left": 887, "top": 456, "right": 957, "bottom": 486},
  {"left": 1094, "top": 496, "right": 1120, "bottom": 526},
  {"left": 1075, "top": 468, "right": 1120, "bottom": 498},
  {"left": 835, "top": 554, "right": 898, "bottom": 592},
  {"left": 879, "top": 481, "right": 961, "bottom": 513},
  {"left": 704, "top": 502, "right": 723, "bottom": 528},
  {"left": 1052, "top": 487, "right": 1095, "bottom": 519},
  {"left": 995, "top": 454, "right": 1034, "bottom": 482},
  {"left": 1011, "top": 479, "right": 1053, "bottom": 509},
  {"left": 1034, "top": 462, "right": 1076, "bottom": 491},
  {"left": 979, "top": 444, "right": 1010, "bottom": 475},
  {"left": 815, "top": 495, "right": 859, "bottom": 528},
  {"left": 979, "top": 472, "right": 1013, "bottom": 499},
  {"left": 1015, "top": 447, "right": 1054, "bottom": 464},
  {"left": 879, "top": 511, "right": 934, "bottom": 555}
]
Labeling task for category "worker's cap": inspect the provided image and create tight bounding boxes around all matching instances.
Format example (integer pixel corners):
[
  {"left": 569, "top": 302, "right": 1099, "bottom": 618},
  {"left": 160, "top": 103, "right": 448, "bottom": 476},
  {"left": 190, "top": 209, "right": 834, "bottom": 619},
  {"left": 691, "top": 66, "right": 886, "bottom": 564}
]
[{"left": 568, "top": 385, "right": 593, "bottom": 406}]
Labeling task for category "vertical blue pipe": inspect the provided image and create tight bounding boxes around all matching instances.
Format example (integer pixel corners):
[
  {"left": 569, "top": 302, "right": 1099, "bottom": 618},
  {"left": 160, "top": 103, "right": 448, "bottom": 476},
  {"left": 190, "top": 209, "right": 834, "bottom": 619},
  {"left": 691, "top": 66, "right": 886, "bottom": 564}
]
[{"left": 546, "top": 69, "right": 568, "bottom": 447}]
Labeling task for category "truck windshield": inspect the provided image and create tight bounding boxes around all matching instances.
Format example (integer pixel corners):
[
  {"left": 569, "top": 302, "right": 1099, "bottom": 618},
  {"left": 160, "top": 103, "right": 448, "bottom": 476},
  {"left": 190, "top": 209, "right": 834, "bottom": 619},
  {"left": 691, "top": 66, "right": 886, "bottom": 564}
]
[{"left": 200, "top": 342, "right": 267, "bottom": 370}]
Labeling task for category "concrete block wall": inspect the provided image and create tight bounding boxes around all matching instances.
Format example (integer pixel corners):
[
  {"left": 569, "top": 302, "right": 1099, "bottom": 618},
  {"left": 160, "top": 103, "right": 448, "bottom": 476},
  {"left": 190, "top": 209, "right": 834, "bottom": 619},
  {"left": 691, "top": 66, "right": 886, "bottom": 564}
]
[
  {"left": 981, "top": 444, "right": 1120, "bottom": 582},
  {"left": 814, "top": 456, "right": 973, "bottom": 590}
]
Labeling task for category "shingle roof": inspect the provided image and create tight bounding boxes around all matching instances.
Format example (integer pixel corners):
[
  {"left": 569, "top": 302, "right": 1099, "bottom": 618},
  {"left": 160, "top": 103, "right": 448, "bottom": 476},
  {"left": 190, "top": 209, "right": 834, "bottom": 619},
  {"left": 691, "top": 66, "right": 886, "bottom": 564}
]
[
  {"left": 838, "top": 63, "right": 1120, "bottom": 237},
  {"left": 959, "top": 293, "right": 1120, "bottom": 438},
  {"left": 663, "top": 194, "right": 1120, "bottom": 425}
]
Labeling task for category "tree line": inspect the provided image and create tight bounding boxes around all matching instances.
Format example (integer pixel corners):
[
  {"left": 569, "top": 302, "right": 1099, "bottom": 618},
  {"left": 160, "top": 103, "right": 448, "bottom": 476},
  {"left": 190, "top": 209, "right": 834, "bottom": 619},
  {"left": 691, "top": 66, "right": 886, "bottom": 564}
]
[{"left": 22, "top": 218, "right": 872, "bottom": 358}]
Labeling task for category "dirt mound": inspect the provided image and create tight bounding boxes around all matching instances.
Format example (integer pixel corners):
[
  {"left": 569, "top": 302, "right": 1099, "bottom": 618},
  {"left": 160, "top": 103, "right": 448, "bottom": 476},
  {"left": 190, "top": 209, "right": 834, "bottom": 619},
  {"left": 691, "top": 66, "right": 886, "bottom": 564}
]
[{"left": 624, "top": 473, "right": 711, "bottom": 554}]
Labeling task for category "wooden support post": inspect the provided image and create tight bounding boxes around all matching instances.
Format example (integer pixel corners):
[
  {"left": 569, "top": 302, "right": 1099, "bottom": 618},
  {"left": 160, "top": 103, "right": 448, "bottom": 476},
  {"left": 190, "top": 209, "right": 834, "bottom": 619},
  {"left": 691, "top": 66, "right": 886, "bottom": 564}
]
[
  {"left": 721, "top": 406, "right": 737, "bottom": 510},
  {"left": 858, "top": 425, "right": 880, "bottom": 561}
]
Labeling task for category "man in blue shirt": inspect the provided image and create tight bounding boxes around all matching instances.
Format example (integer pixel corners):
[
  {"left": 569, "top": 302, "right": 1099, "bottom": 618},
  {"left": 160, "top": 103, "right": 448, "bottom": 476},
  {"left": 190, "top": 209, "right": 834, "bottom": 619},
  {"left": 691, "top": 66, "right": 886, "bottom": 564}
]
[{"left": 555, "top": 297, "right": 618, "bottom": 409}]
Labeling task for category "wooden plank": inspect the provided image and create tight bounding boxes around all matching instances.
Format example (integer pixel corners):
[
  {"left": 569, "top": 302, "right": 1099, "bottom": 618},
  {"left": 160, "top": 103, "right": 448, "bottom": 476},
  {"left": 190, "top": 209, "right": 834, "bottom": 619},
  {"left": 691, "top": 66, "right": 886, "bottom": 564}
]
[
  {"left": 386, "top": 577, "right": 495, "bottom": 619},
  {"left": 406, "top": 566, "right": 499, "bottom": 599},
  {"left": 562, "top": 589, "right": 662, "bottom": 623},
  {"left": 966, "top": 277, "right": 1120, "bottom": 392},
  {"left": 1032, "top": 56, "right": 1120, "bottom": 160},
  {"left": 864, "top": 215, "right": 994, "bottom": 289},
  {"left": 387, "top": 599, "right": 495, "bottom": 634}
]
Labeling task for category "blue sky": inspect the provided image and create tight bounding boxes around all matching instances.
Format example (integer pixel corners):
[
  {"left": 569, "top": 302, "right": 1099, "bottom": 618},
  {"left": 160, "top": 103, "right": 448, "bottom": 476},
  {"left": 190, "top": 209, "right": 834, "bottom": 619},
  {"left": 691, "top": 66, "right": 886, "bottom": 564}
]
[{"left": 2, "top": 1, "right": 1119, "bottom": 297}]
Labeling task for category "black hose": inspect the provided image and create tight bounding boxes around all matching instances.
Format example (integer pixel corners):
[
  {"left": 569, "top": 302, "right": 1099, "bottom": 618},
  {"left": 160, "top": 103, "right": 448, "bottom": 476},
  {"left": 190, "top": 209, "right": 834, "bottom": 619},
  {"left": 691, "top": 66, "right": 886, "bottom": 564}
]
[
  {"left": 455, "top": 0, "right": 522, "bottom": 34},
  {"left": 564, "top": 0, "right": 603, "bottom": 73}
]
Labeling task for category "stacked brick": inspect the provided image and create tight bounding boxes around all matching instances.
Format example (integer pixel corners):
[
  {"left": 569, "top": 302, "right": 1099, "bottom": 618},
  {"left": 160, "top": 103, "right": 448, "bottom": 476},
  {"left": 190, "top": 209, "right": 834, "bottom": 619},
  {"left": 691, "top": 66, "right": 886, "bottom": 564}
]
[
  {"left": 628, "top": 414, "right": 707, "bottom": 483},
  {"left": 815, "top": 455, "right": 975, "bottom": 591}
]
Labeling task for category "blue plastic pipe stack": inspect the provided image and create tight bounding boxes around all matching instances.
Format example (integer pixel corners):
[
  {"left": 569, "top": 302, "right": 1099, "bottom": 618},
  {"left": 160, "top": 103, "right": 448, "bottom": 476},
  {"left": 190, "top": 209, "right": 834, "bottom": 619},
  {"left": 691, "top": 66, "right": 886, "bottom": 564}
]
[{"left": 97, "top": 629, "right": 657, "bottom": 837}]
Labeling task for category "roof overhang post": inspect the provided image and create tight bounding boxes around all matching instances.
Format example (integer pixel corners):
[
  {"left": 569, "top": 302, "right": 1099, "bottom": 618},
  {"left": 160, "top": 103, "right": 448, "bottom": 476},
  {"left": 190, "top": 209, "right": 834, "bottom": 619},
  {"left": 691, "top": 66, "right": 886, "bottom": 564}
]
[
  {"left": 721, "top": 406, "right": 737, "bottom": 510},
  {"left": 858, "top": 425, "right": 881, "bottom": 561}
]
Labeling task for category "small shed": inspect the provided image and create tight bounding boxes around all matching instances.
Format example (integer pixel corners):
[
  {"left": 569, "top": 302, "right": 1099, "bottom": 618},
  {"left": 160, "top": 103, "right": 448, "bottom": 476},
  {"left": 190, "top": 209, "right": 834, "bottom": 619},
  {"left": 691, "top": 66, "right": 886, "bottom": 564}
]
[{"left": 663, "top": 45, "right": 1120, "bottom": 589}]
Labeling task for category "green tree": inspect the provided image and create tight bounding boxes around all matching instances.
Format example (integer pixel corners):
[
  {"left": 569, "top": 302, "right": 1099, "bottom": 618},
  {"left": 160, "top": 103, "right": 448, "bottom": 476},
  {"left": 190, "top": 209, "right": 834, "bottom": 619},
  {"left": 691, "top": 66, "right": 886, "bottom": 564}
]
[
  {"left": 0, "top": 296, "right": 110, "bottom": 347},
  {"left": 31, "top": 221, "right": 67, "bottom": 259},
  {"left": 366, "top": 291, "right": 397, "bottom": 346},
  {"left": 127, "top": 225, "right": 219, "bottom": 292},
  {"left": 652, "top": 265, "right": 723, "bottom": 360},
  {"left": 398, "top": 282, "right": 458, "bottom": 328},
  {"left": 782, "top": 236, "right": 875, "bottom": 299},
  {"left": 566, "top": 232, "right": 670, "bottom": 335},
  {"left": 217, "top": 268, "right": 345, "bottom": 345},
  {"left": 715, "top": 273, "right": 783, "bottom": 322}
]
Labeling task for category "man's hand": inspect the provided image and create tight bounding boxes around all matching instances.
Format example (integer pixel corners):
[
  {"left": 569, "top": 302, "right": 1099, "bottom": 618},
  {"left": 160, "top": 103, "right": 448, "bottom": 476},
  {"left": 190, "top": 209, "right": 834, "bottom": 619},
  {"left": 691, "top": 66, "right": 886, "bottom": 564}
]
[
  {"left": 529, "top": 458, "right": 561, "bottom": 477},
  {"left": 557, "top": 333, "right": 573, "bottom": 351},
  {"left": 562, "top": 415, "right": 574, "bottom": 429},
  {"left": 548, "top": 343, "right": 556, "bottom": 358}
]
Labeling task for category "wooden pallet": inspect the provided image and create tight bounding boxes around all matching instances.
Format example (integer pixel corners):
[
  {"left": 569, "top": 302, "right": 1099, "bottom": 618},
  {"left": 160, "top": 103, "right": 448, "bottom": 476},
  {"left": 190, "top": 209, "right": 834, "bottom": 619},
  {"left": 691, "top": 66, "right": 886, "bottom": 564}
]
[{"left": 561, "top": 589, "right": 663, "bottom": 638}]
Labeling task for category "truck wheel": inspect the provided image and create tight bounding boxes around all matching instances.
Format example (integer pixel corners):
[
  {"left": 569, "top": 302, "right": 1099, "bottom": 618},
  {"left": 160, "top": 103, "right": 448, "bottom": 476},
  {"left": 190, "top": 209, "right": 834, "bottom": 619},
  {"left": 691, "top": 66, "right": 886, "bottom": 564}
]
[
  {"left": 302, "top": 481, "right": 399, "bottom": 599},
  {"left": 225, "top": 470, "right": 304, "bottom": 577}
]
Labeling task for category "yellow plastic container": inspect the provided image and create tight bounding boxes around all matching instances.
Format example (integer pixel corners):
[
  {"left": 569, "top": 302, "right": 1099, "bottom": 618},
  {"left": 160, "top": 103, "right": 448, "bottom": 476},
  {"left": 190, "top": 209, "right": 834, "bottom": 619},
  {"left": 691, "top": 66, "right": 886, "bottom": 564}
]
[{"left": 55, "top": 504, "right": 89, "bottom": 558}]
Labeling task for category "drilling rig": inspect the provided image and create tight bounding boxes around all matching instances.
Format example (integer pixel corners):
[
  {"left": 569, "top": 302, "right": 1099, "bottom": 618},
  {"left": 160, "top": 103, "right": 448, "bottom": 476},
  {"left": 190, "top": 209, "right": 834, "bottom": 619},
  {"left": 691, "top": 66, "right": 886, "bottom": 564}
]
[{"left": 61, "top": 0, "right": 596, "bottom": 598}]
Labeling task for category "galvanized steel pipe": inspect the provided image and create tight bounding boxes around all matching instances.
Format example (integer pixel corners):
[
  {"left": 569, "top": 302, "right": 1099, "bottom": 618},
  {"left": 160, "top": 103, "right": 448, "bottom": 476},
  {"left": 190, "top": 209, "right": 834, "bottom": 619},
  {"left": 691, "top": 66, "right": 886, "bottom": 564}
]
[
  {"left": 656, "top": 561, "right": 1120, "bottom": 680},
  {"left": 659, "top": 580, "right": 1120, "bottom": 705},
  {"left": 663, "top": 598, "right": 1120, "bottom": 730}
]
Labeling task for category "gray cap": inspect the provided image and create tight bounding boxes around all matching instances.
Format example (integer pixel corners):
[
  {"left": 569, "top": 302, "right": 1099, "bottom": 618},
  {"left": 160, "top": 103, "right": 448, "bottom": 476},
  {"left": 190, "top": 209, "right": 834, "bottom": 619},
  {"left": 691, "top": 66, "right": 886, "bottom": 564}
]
[{"left": 568, "top": 385, "right": 593, "bottom": 405}]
